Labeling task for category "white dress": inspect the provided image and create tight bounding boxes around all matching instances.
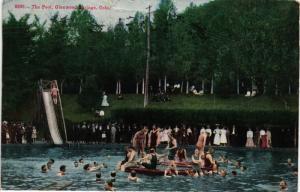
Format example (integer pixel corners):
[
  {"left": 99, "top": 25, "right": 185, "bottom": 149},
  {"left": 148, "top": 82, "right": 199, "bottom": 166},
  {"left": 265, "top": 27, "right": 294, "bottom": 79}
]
[
  {"left": 213, "top": 128, "right": 221, "bottom": 145},
  {"left": 245, "top": 130, "right": 255, "bottom": 147},
  {"left": 101, "top": 95, "right": 109, "bottom": 107},
  {"left": 220, "top": 128, "right": 227, "bottom": 144}
]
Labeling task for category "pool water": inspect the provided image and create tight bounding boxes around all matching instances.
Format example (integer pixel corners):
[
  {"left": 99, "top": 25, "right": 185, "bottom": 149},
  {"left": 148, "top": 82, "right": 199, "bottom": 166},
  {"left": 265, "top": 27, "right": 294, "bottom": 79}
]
[{"left": 1, "top": 145, "right": 298, "bottom": 191}]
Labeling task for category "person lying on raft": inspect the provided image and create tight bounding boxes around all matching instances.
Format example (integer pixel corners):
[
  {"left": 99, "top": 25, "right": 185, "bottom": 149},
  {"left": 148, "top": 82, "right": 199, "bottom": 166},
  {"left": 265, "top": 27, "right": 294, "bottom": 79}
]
[
  {"left": 83, "top": 163, "right": 107, "bottom": 172},
  {"left": 118, "top": 146, "right": 137, "bottom": 171},
  {"left": 175, "top": 148, "right": 188, "bottom": 162},
  {"left": 164, "top": 160, "right": 178, "bottom": 177}
]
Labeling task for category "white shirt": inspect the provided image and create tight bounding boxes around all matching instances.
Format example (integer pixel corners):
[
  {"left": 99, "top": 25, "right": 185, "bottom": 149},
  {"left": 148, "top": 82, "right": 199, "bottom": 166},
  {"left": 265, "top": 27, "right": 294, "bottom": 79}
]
[
  {"left": 246, "top": 130, "right": 253, "bottom": 138},
  {"left": 260, "top": 129, "right": 266, "bottom": 137},
  {"left": 206, "top": 128, "right": 212, "bottom": 136}
]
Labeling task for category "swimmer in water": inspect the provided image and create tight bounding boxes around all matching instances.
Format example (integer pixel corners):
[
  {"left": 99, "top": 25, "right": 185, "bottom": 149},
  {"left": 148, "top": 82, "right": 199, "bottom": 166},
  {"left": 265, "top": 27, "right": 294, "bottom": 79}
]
[
  {"left": 104, "top": 181, "right": 115, "bottom": 191},
  {"left": 84, "top": 163, "right": 106, "bottom": 172},
  {"left": 279, "top": 178, "right": 288, "bottom": 191},
  {"left": 232, "top": 170, "right": 237, "bottom": 176},
  {"left": 292, "top": 167, "right": 298, "bottom": 176},
  {"left": 110, "top": 171, "right": 116, "bottom": 182},
  {"left": 79, "top": 158, "right": 84, "bottom": 164},
  {"left": 74, "top": 161, "right": 79, "bottom": 168},
  {"left": 128, "top": 170, "right": 139, "bottom": 182},
  {"left": 47, "top": 159, "right": 55, "bottom": 169},
  {"left": 219, "top": 169, "right": 227, "bottom": 177},
  {"left": 287, "top": 158, "right": 294, "bottom": 167},
  {"left": 96, "top": 173, "right": 103, "bottom": 183},
  {"left": 185, "top": 169, "right": 199, "bottom": 177},
  {"left": 57, "top": 165, "right": 66, "bottom": 176},
  {"left": 240, "top": 165, "right": 247, "bottom": 172},
  {"left": 41, "top": 165, "right": 48, "bottom": 173}
]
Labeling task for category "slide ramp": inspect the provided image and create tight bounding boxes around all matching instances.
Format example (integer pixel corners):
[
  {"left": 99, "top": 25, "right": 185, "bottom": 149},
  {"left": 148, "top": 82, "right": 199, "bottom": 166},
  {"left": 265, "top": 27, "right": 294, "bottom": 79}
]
[{"left": 42, "top": 91, "right": 63, "bottom": 144}]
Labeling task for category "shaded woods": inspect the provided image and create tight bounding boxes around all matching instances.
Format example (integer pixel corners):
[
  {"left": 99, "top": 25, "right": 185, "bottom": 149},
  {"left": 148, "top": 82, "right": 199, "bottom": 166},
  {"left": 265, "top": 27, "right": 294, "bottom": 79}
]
[{"left": 3, "top": 0, "right": 298, "bottom": 116}]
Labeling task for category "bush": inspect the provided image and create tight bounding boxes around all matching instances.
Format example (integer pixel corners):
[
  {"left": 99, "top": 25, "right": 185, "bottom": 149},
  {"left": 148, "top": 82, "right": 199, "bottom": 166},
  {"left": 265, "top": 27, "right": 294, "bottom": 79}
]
[{"left": 111, "top": 108, "right": 297, "bottom": 126}]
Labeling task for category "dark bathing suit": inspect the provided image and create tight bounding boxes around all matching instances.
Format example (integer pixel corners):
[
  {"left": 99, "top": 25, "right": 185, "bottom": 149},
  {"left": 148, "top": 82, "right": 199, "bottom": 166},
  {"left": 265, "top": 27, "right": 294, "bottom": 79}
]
[
  {"left": 142, "top": 154, "right": 158, "bottom": 169},
  {"left": 168, "top": 140, "right": 177, "bottom": 160},
  {"left": 150, "top": 131, "right": 158, "bottom": 149}
]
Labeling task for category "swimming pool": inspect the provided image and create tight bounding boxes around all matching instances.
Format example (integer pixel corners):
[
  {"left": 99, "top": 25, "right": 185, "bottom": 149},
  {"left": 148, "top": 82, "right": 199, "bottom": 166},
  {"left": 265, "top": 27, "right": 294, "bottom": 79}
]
[{"left": 1, "top": 144, "right": 298, "bottom": 191}]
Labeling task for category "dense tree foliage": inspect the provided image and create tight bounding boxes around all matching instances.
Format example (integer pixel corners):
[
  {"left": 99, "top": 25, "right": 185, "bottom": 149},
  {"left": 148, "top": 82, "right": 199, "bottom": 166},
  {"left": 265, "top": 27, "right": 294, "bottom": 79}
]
[{"left": 2, "top": 0, "right": 298, "bottom": 115}]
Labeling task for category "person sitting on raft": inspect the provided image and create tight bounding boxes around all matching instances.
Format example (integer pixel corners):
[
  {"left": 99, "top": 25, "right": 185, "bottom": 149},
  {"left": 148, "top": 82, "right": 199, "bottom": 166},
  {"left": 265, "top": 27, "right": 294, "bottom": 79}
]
[
  {"left": 118, "top": 146, "right": 137, "bottom": 171},
  {"left": 139, "top": 148, "right": 158, "bottom": 169},
  {"left": 175, "top": 148, "right": 187, "bottom": 162},
  {"left": 164, "top": 161, "right": 178, "bottom": 177}
]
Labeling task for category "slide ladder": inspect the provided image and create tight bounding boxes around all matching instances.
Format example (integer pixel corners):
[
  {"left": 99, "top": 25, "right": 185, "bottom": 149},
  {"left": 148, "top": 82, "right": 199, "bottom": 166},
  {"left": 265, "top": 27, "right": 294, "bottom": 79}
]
[{"left": 42, "top": 91, "right": 63, "bottom": 144}]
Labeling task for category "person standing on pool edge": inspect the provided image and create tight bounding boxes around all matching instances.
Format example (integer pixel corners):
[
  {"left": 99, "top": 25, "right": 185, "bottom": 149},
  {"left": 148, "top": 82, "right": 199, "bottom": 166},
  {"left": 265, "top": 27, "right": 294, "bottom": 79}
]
[{"left": 148, "top": 125, "right": 160, "bottom": 150}]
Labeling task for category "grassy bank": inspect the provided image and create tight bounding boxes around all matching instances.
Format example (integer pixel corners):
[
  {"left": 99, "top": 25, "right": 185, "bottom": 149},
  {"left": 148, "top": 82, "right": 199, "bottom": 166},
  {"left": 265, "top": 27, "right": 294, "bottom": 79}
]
[{"left": 61, "top": 94, "right": 298, "bottom": 123}]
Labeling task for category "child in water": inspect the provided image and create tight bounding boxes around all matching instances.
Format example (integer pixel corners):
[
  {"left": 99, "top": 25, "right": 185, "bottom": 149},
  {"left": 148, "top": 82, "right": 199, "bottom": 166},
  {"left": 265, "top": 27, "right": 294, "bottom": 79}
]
[
  {"left": 128, "top": 170, "right": 139, "bottom": 182},
  {"left": 41, "top": 165, "right": 48, "bottom": 173},
  {"left": 57, "top": 165, "right": 66, "bottom": 176}
]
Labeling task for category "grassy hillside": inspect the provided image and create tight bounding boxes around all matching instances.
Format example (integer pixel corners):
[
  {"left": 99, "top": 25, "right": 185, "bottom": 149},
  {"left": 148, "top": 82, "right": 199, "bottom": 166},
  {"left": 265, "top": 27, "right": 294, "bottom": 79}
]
[{"left": 61, "top": 94, "right": 298, "bottom": 122}]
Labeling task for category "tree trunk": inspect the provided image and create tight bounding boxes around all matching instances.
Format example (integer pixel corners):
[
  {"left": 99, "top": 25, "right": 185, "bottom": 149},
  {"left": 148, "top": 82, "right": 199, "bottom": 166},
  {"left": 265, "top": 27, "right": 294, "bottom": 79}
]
[
  {"left": 164, "top": 75, "right": 167, "bottom": 92},
  {"left": 79, "top": 78, "right": 83, "bottom": 94},
  {"left": 158, "top": 78, "right": 161, "bottom": 89},
  {"left": 275, "top": 81, "right": 278, "bottom": 95},
  {"left": 119, "top": 81, "right": 121, "bottom": 94},
  {"left": 186, "top": 80, "right": 189, "bottom": 94},
  {"left": 60, "top": 79, "right": 65, "bottom": 95},
  {"left": 136, "top": 81, "right": 139, "bottom": 94},
  {"left": 181, "top": 81, "right": 183, "bottom": 93},
  {"left": 263, "top": 80, "right": 267, "bottom": 95},
  {"left": 210, "top": 77, "right": 214, "bottom": 94},
  {"left": 237, "top": 79, "right": 240, "bottom": 95},
  {"left": 142, "top": 78, "right": 145, "bottom": 94},
  {"left": 294, "top": 121, "right": 297, "bottom": 147},
  {"left": 288, "top": 82, "right": 291, "bottom": 95},
  {"left": 202, "top": 80, "right": 205, "bottom": 92},
  {"left": 116, "top": 81, "right": 119, "bottom": 95},
  {"left": 251, "top": 78, "right": 254, "bottom": 93}
]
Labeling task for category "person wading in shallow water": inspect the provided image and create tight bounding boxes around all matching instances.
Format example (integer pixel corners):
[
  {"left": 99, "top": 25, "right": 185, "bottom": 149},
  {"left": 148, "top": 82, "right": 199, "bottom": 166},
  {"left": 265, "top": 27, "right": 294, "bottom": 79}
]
[
  {"left": 50, "top": 81, "right": 59, "bottom": 105},
  {"left": 196, "top": 128, "right": 207, "bottom": 155},
  {"left": 148, "top": 125, "right": 160, "bottom": 150},
  {"left": 132, "top": 126, "right": 148, "bottom": 157}
]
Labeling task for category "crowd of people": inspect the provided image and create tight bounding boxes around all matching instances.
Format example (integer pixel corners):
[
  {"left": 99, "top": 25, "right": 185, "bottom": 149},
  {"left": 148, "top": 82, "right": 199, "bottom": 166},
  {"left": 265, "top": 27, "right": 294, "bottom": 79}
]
[
  {"left": 38, "top": 125, "right": 295, "bottom": 191},
  {"left": 1, "top": 121, "right": 37, "bottom": 144},
  {"left": 67, "top": 122, "right": 273, "bottom": 149}
]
